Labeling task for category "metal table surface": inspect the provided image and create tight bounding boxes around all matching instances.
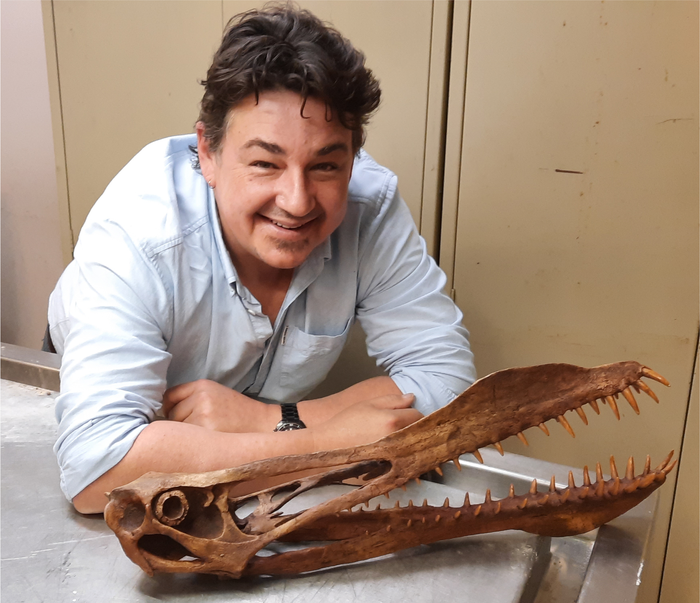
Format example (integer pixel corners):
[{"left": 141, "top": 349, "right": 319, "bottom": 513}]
[{"left": 1, "top": 377, "right": 658, "bottom": 603}]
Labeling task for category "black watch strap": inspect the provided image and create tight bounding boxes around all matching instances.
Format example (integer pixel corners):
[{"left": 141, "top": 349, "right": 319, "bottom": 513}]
[{"left": 274, "top": 403, "right": 306, "bottom": 431}]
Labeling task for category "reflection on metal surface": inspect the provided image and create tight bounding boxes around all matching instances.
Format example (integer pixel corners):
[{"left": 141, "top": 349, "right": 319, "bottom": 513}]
[{"left": 1, "top": 343, "right": 60, "bottom": 391}]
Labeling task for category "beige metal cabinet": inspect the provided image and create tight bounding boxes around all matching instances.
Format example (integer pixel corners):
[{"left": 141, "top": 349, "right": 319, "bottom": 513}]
[{"left": 441, "top": 2, "right": 698, "bottom": 601}]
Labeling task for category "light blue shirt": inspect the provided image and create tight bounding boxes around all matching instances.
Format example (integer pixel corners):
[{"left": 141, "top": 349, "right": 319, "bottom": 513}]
[{"left": 49, "top": 134, "right": 476, "bottom": 500}]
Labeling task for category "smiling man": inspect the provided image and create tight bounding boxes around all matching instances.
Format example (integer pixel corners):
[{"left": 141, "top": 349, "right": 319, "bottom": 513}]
[{"left": 47, "top": 6, "right": 476, "bottom": 514}]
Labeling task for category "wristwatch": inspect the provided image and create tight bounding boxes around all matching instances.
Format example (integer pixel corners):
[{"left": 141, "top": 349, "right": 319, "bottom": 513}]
[{"left": 274, "top": 403, "right": 306, "bottom": 431}]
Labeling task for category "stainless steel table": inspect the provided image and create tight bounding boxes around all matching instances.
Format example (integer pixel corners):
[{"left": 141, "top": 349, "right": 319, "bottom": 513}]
[{"left": 1, "top": 375, "right": 658, "bottom": 603}]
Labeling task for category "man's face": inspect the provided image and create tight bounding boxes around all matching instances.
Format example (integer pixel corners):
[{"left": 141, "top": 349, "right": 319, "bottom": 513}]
[{"left": 197, "top": 89, "right": 354, "bottom": 275}]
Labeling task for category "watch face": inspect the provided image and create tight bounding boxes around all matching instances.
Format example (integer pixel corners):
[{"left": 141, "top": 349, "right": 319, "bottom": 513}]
[{"left": 275, "top": 421, "right": 304, "bottom": 432}]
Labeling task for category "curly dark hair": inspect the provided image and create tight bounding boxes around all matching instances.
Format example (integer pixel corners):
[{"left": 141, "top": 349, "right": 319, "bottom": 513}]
[{"left": 197, "top": 4, "right": 381, "bottom": 156}]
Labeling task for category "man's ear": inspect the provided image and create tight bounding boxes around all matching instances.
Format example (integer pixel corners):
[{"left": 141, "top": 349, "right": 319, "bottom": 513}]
[{"left": 196, "top": 121, "right": 216, "bottom": 188}]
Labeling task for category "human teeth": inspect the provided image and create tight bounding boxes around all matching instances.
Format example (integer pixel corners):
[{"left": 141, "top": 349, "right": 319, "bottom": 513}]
[{"left": 273, "top": 222, "right": 296, "bottom": 229}]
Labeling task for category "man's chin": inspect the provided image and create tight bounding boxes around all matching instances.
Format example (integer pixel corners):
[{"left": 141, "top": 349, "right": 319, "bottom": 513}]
[{"left": 262, "top": 240, "right": 315, "bottom": 270}]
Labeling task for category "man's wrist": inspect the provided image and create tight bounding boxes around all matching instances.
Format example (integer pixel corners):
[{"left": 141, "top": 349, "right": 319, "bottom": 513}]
[{"left": 274, "top": 403, "right": 306, "bottom": 431}]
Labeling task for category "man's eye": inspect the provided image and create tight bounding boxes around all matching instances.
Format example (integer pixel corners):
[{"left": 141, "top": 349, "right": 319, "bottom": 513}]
[
  {"left": 251, "top": 161, "right": 276, "bottom": 169},
  {"left": 313, "top": 163, "right": 338, "bottom": 172}
]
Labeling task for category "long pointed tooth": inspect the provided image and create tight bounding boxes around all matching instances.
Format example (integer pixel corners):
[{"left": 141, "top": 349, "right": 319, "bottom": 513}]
[
  {"left": 583, "top": 466, "right": 591, "bottom": 486},
  {"left": 443, "top": 497, "right": 450, "bottom": 508},
  {"left": 454, "top": 510, "right": 462, "bottom": 519},
  {"left": 495, "top": 502, "right": 501, "bottom": 514},
  {"left": 509, "top": 484, "right": 516, "bottom": 498},
  {"left": 663, "top": 460, "right": 678, "bottom": 475},
  {"left": 394, "top": 500, "right": 401, "bottom": 509},
  {"left": 611, "top": 477, "right": 620, "bottom": 496},
  {"left": 606, "top": 396, "right": 621, "bottom": 420},
  {"left": 639, "top": 473, "right": 656, "bottom": 488},
  {"left": 626, "top": 457, "right": 635, "bottom": 480},
  {"left": 590, "top": 399, "right": 600, "bottom": 414},
  {"left": 557, "top": 415, "right": 576, "bottom": 437},
  {"left": 401, "top": 484, "right": 407, "bottom": 492},
  {"left": 561, "top": 490, "right": 571, "bottom": 503},
  {"left": 538, "top": 494, "right": 550, "bottom": 506},
  {"left": 549, "top": 475, "right": 557, "bottom": 492},
  {"left": 473, "top": 449, "right": 484, "bottom": 464},
  {"left": 494, "top": 442, "right": 505, "bottom": 455},
  {"left": 575, "top": 407, "right": 589, "bottom": 425},
  {"left": 637, "top": 380, "right": 659, "bottom": 403},
  {"left": 435, "top": 515, "right": 441, "bottom": 523},
  {"left": 624, "top": 480, "right": 639, "bottom": 494},
  {"left": 530, "top": 479, "right": 538, "bottom": 495},
  {"left": 596, "top": 462, "right": 604, "bottom": 482},
  {"left": 655, "top": 451, "right": 674, "bottom": 472},
  {"left": 642, "top": 367, "right": 670, "bottom": 386},
  {"left": 595, "top": 480, "right": 605, "bottom": 497},
  {"left": 384, "top": 492, "right": 391, "bottom": 499},
  {"left": 610, "top": 456, "right": 619, "bottom": 479},
  {"left": 422, "top": 516, "right": 426, "bottom": 524},
  {"left": 518, "top": 499, "right": 528, "bottom": 510},
  {"left": 386, "top": 525, "right": 392, "bottom": 532},
  {"left": 463, "top": 492, "right": 471, "bottom": 506},
  {"left": 422, "top": 499, "right": 428, "bottom": 507},
  {"left": 474, "top": 505, "right": 482, "bottom": 517},
  {"left": 568, "top": 471, "right": 576, "bottom": 488},
  {"left": 644, "top": 455, "right": 651, "bottom": 474},
  {"left": 485, "top": 489, "right": 492, "bottom": 503},
  {"left": 579, "top": 486, "right": 589, "bottom": 499},
  {"left": 517, "top": 432, "right": 529, "bottom": 446},
  {"left": 622, "top": 388, "right": 640, "bottom": 414},
  {"left": 407, "top": 519, "right": 413, "bottom": 527},
  {"left": 538, "top": 423, "right": 550, "bottom": 436},
  {"left": 453, "top": 458, "right": 462, "bottom": 471},
  {"left": 415, "top": 478, "right": 421, "bottom": 485},
  {"left": 375, "top": 503, "right": 382, "bottom": 510},
  {"left": 435, "top": 466, "right": 444, "bottom": 477},
  {"left": 408, "top": 499, "right": 414, "bottom": 507}
]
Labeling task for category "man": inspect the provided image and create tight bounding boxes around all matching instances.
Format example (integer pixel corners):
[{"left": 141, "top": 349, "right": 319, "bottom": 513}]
[{"left": 48, "top": 6, "right": 476, "bottom": 514}]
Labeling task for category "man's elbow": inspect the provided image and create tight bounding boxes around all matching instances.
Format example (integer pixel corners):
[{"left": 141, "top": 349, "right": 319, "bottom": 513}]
[{"left": 72, "top": 483, "right": 111, "bottom": 515}]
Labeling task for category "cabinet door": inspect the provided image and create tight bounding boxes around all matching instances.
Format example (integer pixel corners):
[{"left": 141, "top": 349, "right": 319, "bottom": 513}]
[
  {"left": 51, "top": 0, "right": 448, "bottom": 252},
  {"left": 443, "top": 2, "right": 698, "bottom": 601},
  {"left": 50, "top": 0, "right": 223, "bottom": 242}
]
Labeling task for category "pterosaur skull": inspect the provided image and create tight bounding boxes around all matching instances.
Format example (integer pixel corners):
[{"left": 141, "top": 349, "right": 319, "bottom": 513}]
[{"left": 104, "top": 361, "right": 674, "bottom": 578}]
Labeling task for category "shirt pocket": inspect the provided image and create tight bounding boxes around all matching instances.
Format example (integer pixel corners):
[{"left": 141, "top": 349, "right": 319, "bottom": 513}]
[{"left": 278, "top": 318, "right": 353, "bottom": 397}]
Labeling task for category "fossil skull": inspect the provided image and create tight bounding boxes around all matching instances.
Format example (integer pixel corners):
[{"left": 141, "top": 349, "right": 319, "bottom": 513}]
[{"left": 105, "top": 361, "right": 674, "bottom": 578}]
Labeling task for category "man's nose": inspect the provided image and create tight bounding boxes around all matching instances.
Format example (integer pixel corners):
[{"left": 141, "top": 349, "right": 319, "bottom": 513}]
[{"left": 276, "top": 169, "right": 314, "bottom": 217}]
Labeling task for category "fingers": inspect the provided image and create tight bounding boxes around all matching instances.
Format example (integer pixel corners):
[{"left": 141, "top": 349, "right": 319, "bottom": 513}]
[
  {"left": 369, "top": 392, "right": 416, "bottom": 410},
  {"left": 162, "top": 381, "right": 197, "bottom": 417}
]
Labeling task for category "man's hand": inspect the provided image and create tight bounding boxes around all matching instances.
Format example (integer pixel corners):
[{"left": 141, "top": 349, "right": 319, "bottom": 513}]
[
  {"left": 162, "top": 380, "right": 277, "bottom": 433},
  {"left": 311, "top": 393, "right": 423, "bottom": 451}
]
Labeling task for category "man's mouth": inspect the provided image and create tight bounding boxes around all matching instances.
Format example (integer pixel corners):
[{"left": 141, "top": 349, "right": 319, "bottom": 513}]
[{"left": 272, "top": 221, "right": 301, "bottom": 230}]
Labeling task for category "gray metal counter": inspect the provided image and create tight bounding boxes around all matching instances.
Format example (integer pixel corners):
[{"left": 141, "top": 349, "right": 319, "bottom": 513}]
[{"left": 1, "top": 374, "right": 657, "bottom": 603}]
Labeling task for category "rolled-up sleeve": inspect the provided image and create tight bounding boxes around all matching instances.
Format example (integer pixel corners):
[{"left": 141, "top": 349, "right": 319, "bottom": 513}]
[
  {"left": 356, "top": 179, "right": 476, "bottom": 415},
  {"left": 53, "top": 219, "right": 172, "bottom": 501}
]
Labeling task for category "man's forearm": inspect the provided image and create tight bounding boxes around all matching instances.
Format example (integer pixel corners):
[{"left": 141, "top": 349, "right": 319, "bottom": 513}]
[
  {"left": 298, "top": 375, "right": 402, "bottom": 425},
  {"left": 72, "top": 420, "right": 318, "bottom": 514}
]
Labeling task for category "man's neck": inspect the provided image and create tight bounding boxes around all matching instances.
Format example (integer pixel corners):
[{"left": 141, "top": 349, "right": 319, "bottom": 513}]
[{"left": 235, "top": 260, "right": 294, "bottom": 326}]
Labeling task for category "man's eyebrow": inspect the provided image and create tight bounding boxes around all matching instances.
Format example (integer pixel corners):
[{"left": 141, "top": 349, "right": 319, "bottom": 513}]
[
  {"left": 242, "top": 139, "right": 350, "bottom": 156},
  {"left": 317, "top": 142, "right": 350, "bottom": 156},
  {"left": 243, "top": 139, "right": 285, "bottom": 154}
]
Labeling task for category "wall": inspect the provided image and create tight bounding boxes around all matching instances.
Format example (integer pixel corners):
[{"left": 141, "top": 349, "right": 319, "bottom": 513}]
[{"left": 1, "top": 0, "right": 65, "bottom": 349}]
